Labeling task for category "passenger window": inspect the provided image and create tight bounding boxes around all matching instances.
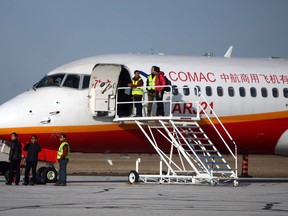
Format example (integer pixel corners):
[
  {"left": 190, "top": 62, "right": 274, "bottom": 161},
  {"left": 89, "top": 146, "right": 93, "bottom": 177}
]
[
  {"left": 217, "top": 86, "right": 223, "bottom": 97},
  {"left": 194, "top": 86, "right": 201, "bottom": 96},
  {"left": 183, "top": 85, "right": 190, "bottom": 96},
  {"left": 228, "top": 87, "right": 234, "bottom": 97},
  {"left": 82, "top": 75, "right": 90, "bottom": 89},
  {"left": 205, "top": 86, "right": 212, "bottom": 96},
  {"left": 239, "top": 87, "right": 246, "bottom": 97},
  {"left": 261, "top": 88, "right": 268, "bottom": 98},
  {"left": 283, "top": 88, "right": 288, "bottom": 98},
  {"left": 272, "top": 88, "right": 279, "bottom": 98},
  {"left": 172, "top": 85, "right": 178, "bottom": 95},
  {"left": 250, "top": 87, "right": 257, "bottom": 97},
  {"left": 63, "top": 75, "right": 80, "bottom": 89}
]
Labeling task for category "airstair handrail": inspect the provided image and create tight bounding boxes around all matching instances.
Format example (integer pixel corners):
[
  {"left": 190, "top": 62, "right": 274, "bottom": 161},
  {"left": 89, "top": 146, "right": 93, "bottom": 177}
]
[
  {"left": 115, "top": 85, "right": 174, "bottom": 118},
  {"left": 198, "top": 92, "right": 238, "bottom": 158}
]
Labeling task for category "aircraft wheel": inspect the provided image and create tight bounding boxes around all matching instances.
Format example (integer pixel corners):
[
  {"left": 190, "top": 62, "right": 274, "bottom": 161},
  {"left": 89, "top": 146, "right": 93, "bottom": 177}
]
[
  {"left": 36, "top": 167, "right": 46, "bottom": 178},
  {"left": 210, "top": 179, "right": 217, "bottom": 187},
  {"left": 42, "top": 167, "right": 58, "bottom": 183},
  {"left": 233, "top": 180, "right": 239, "bottom": 187},
  {"left": 128, "top": 170, "right": 139, "bottom": 184},
  {"left": 36, "top": 167, "right": 47, "bottom": 184}
]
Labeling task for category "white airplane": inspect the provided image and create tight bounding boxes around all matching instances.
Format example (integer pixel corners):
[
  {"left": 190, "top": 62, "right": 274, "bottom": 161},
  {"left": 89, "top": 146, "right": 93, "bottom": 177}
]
[{"left": 0, "top": 50, "right": 287, "bottom": 182}]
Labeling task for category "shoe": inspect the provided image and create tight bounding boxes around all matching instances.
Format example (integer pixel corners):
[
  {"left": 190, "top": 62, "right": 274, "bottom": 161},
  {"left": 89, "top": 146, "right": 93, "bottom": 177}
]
[
  {"left": 54, "top": 182, "right": 66, "bottom": 186},
  {"left": 29, "top": 182, "right": 35, "bottom": 186},
  {"left": 15, "top": 183, "right": 19, "bottom": 186},
  {"left": 5, "top": 182, "right": 12, "bottom": 185},
  {"left": 22, "top": 182, "right": 29, "bottom": 186}
]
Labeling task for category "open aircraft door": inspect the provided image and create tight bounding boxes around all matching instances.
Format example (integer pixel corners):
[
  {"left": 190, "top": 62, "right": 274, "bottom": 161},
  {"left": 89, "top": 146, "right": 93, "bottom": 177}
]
[{"left": 88, "top": 64, "right": 132, "bottom": 117}]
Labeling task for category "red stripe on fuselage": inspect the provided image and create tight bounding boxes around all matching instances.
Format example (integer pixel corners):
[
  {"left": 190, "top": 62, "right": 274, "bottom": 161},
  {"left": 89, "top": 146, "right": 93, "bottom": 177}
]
[{"left": 0, "top": 116, "right": 287, "bottom": 155}]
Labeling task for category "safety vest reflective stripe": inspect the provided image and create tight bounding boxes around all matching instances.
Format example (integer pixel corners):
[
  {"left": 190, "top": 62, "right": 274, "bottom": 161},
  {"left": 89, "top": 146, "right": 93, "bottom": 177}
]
[
  {"left": 57, "top": 142, "right": 70, "bottom": 159},
  {"left": 147, "top": 75, "right": 156, "bottom": 90},
  {"left": 132, "top": 78, "right": 143, "bottom": 95}
]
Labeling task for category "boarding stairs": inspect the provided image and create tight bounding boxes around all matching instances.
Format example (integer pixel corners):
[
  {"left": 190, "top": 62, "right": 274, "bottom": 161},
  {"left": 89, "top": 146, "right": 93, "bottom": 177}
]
[{"left": 114, "top": 86, "right": 238, "bottom": 186}]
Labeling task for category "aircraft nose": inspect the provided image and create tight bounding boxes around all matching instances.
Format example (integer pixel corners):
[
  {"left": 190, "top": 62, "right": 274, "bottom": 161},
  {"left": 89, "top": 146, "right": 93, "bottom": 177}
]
[{"left": 0, "top": 99, "right": 24, "bottom": 128}]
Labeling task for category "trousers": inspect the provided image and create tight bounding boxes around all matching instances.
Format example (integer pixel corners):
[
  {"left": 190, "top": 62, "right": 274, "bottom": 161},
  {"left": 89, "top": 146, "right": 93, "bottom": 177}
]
[
  {"left": 24, "top": 161, "right": 38, "bottom": 183},
  {"left": 58, "top": 158, "right": 69, "bottom": 183},
  {"left": 8, "top": 159, "right": 21, "bottom": 184}
]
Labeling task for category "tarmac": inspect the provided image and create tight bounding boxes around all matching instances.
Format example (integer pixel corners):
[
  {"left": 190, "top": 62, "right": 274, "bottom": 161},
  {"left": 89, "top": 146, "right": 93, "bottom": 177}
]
[
  {"left": 0, "top": 176, "right": 288, "bottom": 216},
  {"left": 0, "top": 154, "right": 288, "bottom": 216},
  {"left": 62, "top": 153, "right": 288, "bottom": 177}
]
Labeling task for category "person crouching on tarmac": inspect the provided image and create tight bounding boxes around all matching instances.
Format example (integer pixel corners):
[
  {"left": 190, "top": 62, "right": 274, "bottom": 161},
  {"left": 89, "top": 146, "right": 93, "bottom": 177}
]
[
  {"left": 128, "top": 70, "right": 144, "bottom": 117},
  {"left": 54, "top": 134, "right": 70, "bottom": 186}
]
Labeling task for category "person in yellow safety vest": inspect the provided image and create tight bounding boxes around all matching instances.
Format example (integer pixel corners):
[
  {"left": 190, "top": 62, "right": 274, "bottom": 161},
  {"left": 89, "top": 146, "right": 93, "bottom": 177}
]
[
  {"left": 128, "top": 70, "right": 144, "bottom": 117},
  {"left": 146, "top": 66, "right": 157, "bottom": 116},
  {"left": 54, "top": 134, "right": 70, "bottom": 186}
]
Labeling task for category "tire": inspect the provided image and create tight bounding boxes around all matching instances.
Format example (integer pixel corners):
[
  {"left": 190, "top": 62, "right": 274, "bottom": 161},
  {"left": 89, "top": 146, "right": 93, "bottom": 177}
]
[
  {"left": 233, "top": 180, "right": 240, "bottom": 187},
  {"left": 36, "top": 167, "right": 46, "bottom": 178},
  {"left": 36, "top": 166, "right": 46, "bottom": 184},
  {"left": 210, "top": 179, "right": 217, "bottom": 187},
  {"left": 128, "top": 170, "right": 139, "bottom": 184},
  {"left": 42, "top": 167, "right": 58, "bottom": 183}
]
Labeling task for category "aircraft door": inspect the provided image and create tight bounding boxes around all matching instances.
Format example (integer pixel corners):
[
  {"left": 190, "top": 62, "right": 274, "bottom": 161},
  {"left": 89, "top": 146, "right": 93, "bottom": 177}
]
[{"left": 88, "top": 64, "right": 131, "bottom": 117}]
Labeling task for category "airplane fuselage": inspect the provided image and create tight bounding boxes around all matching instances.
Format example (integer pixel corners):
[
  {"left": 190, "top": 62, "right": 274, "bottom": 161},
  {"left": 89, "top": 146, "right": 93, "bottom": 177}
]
[{"left": 0, "top": 54, "right": 287, "bottom": 156}]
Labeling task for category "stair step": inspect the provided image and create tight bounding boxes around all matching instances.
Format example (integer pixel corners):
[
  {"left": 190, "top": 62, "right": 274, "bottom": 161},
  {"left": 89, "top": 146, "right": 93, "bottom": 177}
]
[
  {"left": 194, "top": 150, "right": 218, "bottom": 153},
  {"left": 207, "top": 168, "right": 232, "bottom": 171},
  {"left": 202, "top": 161, "right": 228, "bottom": 165},
  {"left": 184, "top": 138, "right": 210, "bottom": 141},
  {"left": 199, "top": 155, "right": 223, "bottom": 159},
  {"left": 190, "top": 143, "right": 213, "bottom": 146},
  {"left": 182, "top": 131, "right": 204, "bottom": 135},
  {"left": 177, "top": 138, "right": 210, "bottom": 142}
]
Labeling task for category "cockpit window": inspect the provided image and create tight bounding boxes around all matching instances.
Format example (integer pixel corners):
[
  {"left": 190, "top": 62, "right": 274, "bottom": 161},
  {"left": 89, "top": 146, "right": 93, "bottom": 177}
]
[
  {"left": 63, "top": 75, "right": 80, "bottom": 89},
  {"left": 35, "top": 73, "right": 90, "bottom": 90},
  {"left": 35, "top": 74, "right": 65, "bottom": 88},
  {"left": 82, "top": 75, "right": 90, "bottom": 89}
]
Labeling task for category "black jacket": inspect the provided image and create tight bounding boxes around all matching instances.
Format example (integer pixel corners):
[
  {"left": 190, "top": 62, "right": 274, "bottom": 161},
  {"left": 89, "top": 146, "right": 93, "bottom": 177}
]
[
  {"left": 9, "top": 139, "right": 22, "bottom": 161},
  {"left": 24, "top": 142, "right": 41, "bottom": 161}
]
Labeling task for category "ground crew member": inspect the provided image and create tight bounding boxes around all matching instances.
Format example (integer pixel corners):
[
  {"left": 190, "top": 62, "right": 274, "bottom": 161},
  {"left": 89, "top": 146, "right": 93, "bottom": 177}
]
[
  {"left": 23, "top": 135, "right": 41, "bottom": 186},
  {"left": 54, "top": 134, "right": 70, "bottom": 186},
  {"left": 128, "top": 70, "right": 144, "bottom": 117},
  {"left": 155, "top": 67, "right": 166, "bottom": 116},
  {"left": 146, "top": 66, "right": 157, "bottom": 116},
  {"left": 6, "top": 132, "right": 22, "bottom": 185}
]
